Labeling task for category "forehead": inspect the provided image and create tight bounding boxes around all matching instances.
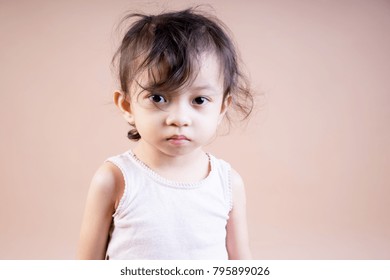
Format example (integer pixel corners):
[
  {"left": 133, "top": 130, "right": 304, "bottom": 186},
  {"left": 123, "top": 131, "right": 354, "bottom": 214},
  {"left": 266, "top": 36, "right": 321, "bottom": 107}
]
[
  {"left": 190, "top": 52, "right": 223, "bottom": 90},
  {"left": 196, "top": 53, "right": 222, "bottom": 79},
  {"left": 135, "top": 52, "right": 224, "bottom": 94}
]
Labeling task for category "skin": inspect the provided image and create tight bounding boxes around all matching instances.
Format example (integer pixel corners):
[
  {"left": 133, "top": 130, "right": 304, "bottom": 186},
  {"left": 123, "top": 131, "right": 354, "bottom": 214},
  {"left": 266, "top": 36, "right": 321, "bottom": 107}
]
[{"left": 77, "top": 52, "right": 251, "bottom": 259}]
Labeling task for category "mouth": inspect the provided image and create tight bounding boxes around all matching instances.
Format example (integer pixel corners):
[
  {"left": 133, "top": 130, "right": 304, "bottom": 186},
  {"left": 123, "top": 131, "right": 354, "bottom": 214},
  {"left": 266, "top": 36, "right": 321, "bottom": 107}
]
[
  {"left": 168, "top": 135, "right": 189, "bottom": 140},
  {"left": 167, "top": 135, "right": 190, "bottom": 145}
]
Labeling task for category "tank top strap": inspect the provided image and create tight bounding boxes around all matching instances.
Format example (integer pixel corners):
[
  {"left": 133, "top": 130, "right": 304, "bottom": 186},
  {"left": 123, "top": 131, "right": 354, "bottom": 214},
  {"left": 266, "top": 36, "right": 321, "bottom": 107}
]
[
  {"left": 105, "top": 152, "right": 135, "bottom": 218},
  {"left": 208, "top": 154, "right": 233, "bottom": 212}
]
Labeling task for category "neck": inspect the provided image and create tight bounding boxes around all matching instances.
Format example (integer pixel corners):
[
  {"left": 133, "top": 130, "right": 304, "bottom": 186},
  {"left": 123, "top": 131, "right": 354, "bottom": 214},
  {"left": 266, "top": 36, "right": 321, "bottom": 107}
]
[{"left": 132, "top": 141, "right": 210, "bottom": 182}]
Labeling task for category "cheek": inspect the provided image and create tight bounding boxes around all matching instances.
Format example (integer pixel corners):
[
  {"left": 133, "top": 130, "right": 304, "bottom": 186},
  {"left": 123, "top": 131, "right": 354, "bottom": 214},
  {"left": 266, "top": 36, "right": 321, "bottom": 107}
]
[
  {"left": 199, "top": 112, "right": 221, "bottom": 130},
  {"left": 133, "top": 110, "right": 162, "bottom": 130}
]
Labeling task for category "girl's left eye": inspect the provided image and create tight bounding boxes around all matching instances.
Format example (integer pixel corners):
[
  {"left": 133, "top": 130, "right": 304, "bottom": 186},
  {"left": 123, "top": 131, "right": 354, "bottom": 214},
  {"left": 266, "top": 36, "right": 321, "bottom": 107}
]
[{"left": 192, "top": 96, "right": 209, "bottom": 105}]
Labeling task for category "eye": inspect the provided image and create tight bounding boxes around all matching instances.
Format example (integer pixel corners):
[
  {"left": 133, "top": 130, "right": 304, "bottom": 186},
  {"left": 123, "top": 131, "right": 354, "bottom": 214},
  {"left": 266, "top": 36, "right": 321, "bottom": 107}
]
[
  {"left": 149, "top": 94, "right": 167, "bottom": 103},
  {"left": 192, "top": 96, "right": 209, "bottom": 105}
]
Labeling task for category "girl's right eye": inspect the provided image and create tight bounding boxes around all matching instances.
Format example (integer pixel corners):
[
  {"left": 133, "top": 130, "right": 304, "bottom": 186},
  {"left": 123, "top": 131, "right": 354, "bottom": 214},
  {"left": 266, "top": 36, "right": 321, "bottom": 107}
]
[{"left": 149, "top": 94, "right": 167, "bottom": 103}]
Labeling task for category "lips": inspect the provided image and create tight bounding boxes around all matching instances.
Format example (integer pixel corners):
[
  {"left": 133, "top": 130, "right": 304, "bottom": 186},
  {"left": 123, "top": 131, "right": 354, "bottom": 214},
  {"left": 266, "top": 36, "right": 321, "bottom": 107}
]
[
  {"left": 168, "top": 135, "right": 189, "bottom": 141},
  {"left": 167, "top": 135, "right": 190, "bottom": 145}
]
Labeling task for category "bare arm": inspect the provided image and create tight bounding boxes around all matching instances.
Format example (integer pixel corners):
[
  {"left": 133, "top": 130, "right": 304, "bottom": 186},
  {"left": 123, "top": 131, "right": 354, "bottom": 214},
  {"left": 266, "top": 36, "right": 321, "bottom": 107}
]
[
  {"left": 226, "top": 168, "right": 252, "bottom": 259},
  {"left": 77, "top": 162, "right": 124, "bottom": 259}
]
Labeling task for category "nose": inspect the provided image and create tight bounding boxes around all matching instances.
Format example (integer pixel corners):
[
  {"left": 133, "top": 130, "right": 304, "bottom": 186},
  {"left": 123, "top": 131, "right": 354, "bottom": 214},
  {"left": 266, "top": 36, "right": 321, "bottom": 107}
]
[{"left": 165, "top": 103, "right": 192, "bottom": 127}]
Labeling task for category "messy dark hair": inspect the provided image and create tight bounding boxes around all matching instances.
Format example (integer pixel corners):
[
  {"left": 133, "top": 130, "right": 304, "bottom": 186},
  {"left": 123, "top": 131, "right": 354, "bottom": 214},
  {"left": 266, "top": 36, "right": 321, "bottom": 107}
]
[{"left": 112, "top": 8, "right": 254, "bottom": 141}]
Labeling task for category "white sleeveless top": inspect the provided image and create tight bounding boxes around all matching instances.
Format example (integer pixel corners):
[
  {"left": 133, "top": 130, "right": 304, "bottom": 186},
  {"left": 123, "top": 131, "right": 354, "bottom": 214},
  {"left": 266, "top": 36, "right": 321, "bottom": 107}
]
[{"left": 104, "top": 150, "right": 232, "bottom": 260}]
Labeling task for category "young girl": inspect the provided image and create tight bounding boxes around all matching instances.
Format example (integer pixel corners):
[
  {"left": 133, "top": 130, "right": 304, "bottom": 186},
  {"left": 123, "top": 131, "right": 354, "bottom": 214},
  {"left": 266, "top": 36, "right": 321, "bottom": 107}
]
[{"left": 77, "top": 8, "right": 253, "bottom": 260}]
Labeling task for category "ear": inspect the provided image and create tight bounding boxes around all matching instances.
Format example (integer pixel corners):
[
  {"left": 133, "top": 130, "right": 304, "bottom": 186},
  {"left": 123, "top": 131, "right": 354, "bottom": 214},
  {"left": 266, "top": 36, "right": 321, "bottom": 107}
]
[
  {"left": 218, "top": 94, "right": 232, "bottom": 123},
  {"left": 114, "top": 91, "right": 134, "bottom": 124}
]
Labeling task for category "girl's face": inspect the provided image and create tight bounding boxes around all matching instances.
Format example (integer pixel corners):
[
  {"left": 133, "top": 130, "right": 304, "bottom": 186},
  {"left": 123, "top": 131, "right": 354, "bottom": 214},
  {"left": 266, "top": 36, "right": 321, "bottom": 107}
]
[{"left": 129, "top": 52, "right": 230, "bottom": 157}]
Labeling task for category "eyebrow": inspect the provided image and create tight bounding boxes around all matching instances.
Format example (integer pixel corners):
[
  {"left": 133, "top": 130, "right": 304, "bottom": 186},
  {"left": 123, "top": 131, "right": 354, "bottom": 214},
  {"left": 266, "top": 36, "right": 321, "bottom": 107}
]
[{"left": 190, "top": 85, "right": 218, "bottom": 92}]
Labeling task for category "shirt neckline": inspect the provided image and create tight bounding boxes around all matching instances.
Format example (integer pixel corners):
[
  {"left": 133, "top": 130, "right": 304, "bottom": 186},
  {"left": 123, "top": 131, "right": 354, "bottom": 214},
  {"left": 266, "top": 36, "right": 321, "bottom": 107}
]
[{"left": 127, "top": 150, "right": 214, "bottom": 189}]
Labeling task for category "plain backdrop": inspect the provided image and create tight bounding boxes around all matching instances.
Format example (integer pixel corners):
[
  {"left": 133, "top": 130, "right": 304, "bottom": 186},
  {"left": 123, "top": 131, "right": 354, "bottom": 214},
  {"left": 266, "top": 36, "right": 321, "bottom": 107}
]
[{"left": 1, "top": 0, "right": 389, "bottom": 259}]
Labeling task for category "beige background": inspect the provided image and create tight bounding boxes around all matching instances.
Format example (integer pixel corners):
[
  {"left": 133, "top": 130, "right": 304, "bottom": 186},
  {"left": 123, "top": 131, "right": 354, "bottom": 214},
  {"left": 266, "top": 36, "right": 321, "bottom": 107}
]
[{"left": 1, "top": 0, "right": 389, "bottom": 259}]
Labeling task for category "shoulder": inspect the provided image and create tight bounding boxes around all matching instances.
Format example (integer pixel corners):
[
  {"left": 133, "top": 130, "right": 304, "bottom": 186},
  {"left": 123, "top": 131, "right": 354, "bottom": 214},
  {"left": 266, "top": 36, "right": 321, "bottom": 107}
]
[
  {"left": 91, "top": 161, "right": 123, "bottom": 191},
  {"left": 230, "top": 168, "right": 246, "bottom": 206},
  {"left": 89, "top": 161, "right": 125, "bottom": 210}
]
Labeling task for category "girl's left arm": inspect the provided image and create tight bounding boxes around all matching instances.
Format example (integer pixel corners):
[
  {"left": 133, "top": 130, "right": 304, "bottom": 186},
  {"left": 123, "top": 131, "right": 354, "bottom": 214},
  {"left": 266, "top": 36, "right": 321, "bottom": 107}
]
[{"left": 226, "top": 168, "right": 252, "bottom": 259}]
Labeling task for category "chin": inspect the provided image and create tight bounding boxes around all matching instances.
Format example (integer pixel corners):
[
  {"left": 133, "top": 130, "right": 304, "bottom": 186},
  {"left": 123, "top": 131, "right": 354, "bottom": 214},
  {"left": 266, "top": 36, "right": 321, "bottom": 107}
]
[{"left": 162, "top": 145, "right": 202, "bottom": 157}]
